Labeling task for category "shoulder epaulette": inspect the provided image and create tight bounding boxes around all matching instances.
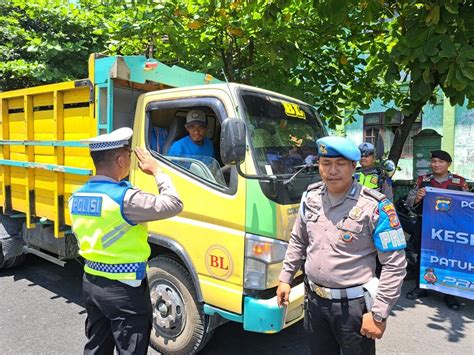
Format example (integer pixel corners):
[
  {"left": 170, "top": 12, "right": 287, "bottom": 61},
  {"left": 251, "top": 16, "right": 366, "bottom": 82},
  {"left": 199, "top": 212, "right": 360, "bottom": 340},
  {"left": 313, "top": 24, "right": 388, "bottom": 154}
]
[
  {"left": 361, "top": 186, "right": 385, "bottom": 201},
  {"left": 451, "top": 173, "right": 465, "bottom": 180},
  {"left": 307, "top": 181, "right": 324, "bottom": 192}
]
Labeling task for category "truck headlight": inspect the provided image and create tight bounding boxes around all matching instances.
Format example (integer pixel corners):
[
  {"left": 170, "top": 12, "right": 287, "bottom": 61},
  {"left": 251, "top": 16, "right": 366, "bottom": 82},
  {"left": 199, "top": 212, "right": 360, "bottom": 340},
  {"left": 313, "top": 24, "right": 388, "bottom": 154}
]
[{"left": 244, "top": 233, "right": 287, "bottom": 290}]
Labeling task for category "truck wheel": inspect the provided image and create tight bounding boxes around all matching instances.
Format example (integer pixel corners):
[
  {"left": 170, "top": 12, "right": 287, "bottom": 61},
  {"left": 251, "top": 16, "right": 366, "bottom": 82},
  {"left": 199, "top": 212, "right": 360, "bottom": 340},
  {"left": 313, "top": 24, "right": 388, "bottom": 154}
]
[
  {"left": 148, "top": 256, "right": 214, "bottom": 354},
  {"left": 0, "top": 241, "right": 26, "bottom": 269}
]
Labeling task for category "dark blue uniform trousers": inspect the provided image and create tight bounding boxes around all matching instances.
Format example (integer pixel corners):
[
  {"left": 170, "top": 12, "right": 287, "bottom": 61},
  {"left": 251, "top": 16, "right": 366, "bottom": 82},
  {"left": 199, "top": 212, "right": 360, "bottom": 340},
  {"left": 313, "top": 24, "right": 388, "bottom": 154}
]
[
  {"left": 304, "top": 286, "right": 376, "bottom": 355},
  {"left": 82, "top": 273, "right": 152, "bottom": 355}
]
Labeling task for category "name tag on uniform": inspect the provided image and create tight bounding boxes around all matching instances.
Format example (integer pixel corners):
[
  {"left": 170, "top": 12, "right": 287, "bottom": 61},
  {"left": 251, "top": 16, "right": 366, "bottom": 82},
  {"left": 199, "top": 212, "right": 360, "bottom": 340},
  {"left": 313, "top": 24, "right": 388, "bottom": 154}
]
[{"left": 71, "top": 196, "right": 102, "bottom": 216}]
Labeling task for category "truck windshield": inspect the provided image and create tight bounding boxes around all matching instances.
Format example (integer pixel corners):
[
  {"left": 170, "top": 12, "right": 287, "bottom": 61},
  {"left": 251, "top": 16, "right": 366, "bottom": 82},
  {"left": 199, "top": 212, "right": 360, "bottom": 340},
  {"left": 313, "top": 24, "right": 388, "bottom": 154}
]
[{"left": 240, "top": 90, "right": 326, "bottom": 176}]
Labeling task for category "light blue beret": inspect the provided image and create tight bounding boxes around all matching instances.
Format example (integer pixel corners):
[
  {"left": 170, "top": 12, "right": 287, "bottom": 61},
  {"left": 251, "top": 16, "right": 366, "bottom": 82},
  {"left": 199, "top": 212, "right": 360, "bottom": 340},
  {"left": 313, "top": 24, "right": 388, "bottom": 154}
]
[
  {"left": 358, "top": 142, "right": 375, "bottom": 154},
  {"left": 316, "top": 136, "right": 361, "bottom": 161}
]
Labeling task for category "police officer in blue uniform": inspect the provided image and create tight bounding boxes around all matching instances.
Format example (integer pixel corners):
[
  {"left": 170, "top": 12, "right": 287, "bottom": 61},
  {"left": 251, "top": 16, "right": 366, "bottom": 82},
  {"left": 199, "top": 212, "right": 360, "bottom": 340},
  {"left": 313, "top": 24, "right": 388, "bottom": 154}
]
[
  {"left": 69, "top": 128, "right": 183, "bottom": 354},
  {"left": 277, "top": 136, "right": 407, "bottom": 355}
]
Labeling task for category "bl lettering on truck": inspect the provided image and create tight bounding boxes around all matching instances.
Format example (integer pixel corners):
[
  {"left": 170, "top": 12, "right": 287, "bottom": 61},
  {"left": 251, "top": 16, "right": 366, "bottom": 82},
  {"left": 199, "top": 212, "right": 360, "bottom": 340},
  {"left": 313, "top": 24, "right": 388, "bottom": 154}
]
[
  {"left": 205, "top": 246, "right": 233, "bottom": 279},
  {"left": 281, "top": 101, "right": 306, "bottom": 119},
  {"left": 71, "top": 196, "right": 103, "bottom": 216}
]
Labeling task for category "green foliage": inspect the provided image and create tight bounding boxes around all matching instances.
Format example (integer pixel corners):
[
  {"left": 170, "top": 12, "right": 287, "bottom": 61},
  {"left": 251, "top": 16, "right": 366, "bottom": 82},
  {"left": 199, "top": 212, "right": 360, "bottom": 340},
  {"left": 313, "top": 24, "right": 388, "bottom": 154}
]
[
  {"left": 1, "top": 0, "right": 472, "bottom": 165},
  {"left": 0, "top": 0, "right": 108, "bottom": 91},
  {"left": 387, "top": 1, "right": 474, "bottom": 109},
  {"left": 100, "top": 0, "right": 398, "bottom": 129}
]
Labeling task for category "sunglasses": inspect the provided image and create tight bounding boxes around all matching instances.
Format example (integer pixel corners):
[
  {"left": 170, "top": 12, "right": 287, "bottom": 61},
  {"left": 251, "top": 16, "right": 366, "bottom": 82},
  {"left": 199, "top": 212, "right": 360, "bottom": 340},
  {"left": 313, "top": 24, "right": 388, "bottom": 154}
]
[{"left": 361, "top": 153, "right": 374, "bottom": 158}]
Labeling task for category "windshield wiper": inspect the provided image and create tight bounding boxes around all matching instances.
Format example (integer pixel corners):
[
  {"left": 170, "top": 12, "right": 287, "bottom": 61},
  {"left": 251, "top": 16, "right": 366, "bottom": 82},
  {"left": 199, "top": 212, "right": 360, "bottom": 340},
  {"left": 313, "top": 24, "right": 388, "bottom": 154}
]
[{"left": 283, "top": 163, "right": 319, "bottom": 185}]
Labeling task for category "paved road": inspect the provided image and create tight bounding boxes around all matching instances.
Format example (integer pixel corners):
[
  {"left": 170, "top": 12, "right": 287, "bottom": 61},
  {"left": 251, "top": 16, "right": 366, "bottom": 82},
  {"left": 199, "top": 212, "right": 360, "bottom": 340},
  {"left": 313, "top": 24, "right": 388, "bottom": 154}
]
[{"left": 1, "top": 235, "right": 473, "bottom": 354}]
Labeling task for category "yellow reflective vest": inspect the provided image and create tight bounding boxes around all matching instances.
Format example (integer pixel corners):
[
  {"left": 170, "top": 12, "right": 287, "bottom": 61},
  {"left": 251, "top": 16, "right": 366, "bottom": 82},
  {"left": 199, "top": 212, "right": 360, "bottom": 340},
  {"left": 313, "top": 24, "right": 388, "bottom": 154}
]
[
  {"left": 69, "top": 180, "right": 149, "bottom": 280},
  {"left": 354, "top": 167, "right": 381, "bottom": 190}
]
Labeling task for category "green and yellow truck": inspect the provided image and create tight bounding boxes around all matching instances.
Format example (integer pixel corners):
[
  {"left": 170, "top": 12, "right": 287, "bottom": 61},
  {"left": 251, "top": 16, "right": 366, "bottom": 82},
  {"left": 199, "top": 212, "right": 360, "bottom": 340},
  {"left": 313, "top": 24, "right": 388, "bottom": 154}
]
[{"left": 0, "top": 54, "right": 326, "bottom": 353}]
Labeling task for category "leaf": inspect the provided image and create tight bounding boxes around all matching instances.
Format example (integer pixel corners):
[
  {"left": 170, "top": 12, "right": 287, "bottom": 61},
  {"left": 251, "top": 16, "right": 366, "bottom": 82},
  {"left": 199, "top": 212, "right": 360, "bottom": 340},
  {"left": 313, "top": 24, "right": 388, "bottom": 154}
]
[
  {"left": 425, "top": 5, "right": 440, "bottom": 26},
  {"left": 444, "top": 1, "right": 459, "bottom": 15},
  {"left": 454, "top": 67, "right": 468, "bottom": 90},
  {"left": 422, "top": 68, "right": 431, "bottom": 83},
  {"left": 228, "top": 26, "right": 244, "bottom": 37},
  {"left": 445, "top": 63, "right": 456, "bottom": 86},
  {"left": 460, "top": 65, "right": 474, "bottom": 80},
  {"left": 459, "top": 45, "right": 474, "bottom": 59},
  {"left": 423, "top": 36, "right": 440, "bottom": 56},
  {"left": 439, "top": 36, "right": 456, "bottom": 57},
  {"left": 187, "top": 20, "right": 203, "bottom": 30},
  {"left": 385, "top": 108, "right": 398, "bottom": 120}
]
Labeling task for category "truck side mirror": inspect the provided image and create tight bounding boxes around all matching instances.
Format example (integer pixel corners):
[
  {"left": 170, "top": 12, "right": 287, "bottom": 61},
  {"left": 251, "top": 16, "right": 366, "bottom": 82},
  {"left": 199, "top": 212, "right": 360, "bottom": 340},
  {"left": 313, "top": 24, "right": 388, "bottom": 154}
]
[{"left": 220, "top": 118, "right": 246, "bottom": 165}]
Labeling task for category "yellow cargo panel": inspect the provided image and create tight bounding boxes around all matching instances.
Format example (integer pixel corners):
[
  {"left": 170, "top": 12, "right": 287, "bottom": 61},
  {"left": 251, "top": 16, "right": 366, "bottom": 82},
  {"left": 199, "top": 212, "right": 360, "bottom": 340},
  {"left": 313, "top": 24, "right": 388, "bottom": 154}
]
[
  {"left": 34, "top": 146, "right": 55, "bottom": 156},
  {"left": 33, "top": 111, "right": 55, "bottom": 133},
  {"left": 32, "top": 93, "right": 53, "bottom": 107},
  {"left": 63, "top": 88, "right": 90, "bottom": 104},
  {"left": 10, "top": 147, "right": 26, "bottom": 154},
  {"left": 64, "top": 108, "right": 93, "bottom": 134},
  {"left": 6, "top": 97, "right": 23, "bottom": 109},
  {"left": 0, "top": 81, "right": 95, "bottom": 237},
  {"left": 34, "top": 154, "right": 56, "bottom": 165}
]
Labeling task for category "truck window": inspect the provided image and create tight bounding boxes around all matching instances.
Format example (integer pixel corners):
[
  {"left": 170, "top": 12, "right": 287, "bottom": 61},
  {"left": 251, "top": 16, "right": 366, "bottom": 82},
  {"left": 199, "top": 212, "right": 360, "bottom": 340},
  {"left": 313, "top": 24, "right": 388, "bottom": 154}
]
[
  {"left": 240, "top": 91, "right": 325, "bottom": 176},
  {"left": 147, "top": 105, "right": 230, "bottom": 189}
]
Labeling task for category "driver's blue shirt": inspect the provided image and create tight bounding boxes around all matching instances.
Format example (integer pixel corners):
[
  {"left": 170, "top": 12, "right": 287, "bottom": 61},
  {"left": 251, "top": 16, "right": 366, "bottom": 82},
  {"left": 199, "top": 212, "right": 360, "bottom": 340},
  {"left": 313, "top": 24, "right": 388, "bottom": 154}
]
[{"left": 168, "top": 135, "right": 215, "bottom": 158}]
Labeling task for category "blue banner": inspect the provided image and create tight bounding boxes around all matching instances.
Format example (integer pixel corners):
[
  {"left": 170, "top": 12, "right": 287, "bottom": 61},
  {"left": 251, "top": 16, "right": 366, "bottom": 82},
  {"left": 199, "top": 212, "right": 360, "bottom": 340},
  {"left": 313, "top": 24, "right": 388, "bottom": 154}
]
[{"left": 420, "top": 187, "right": 474, "bottom": 300}]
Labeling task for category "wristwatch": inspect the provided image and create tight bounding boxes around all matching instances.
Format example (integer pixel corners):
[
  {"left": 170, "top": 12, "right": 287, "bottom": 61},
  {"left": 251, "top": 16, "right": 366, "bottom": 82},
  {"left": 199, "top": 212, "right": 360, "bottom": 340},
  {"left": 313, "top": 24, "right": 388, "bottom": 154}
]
[{"left": 372, "top": 312, "right": 386, "bottom": 323}]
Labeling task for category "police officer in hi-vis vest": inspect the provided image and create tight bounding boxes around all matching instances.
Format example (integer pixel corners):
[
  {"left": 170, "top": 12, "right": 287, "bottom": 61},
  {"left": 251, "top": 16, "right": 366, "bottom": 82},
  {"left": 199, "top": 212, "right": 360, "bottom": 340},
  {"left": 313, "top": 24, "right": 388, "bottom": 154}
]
[
  {"left": 277, "top": 136, "right": 407, "bottom": 355},
  {"left": 354, "top": 142, "right": 394, "bottom": 201},
  {"left": 405, "top": 150, "right": 469, "bottom": 310},
  {"left": 69, "top": 128, "right": 183, "bottom": 354}
]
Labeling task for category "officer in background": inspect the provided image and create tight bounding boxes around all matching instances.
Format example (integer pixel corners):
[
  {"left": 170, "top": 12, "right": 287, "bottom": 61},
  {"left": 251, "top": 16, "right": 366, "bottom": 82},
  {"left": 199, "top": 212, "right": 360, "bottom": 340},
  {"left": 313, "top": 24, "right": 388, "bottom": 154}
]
[
  {"left": 277, "top": 136, "right": 407, "bottom": 355},
  {"left": 354, "top": 142, "right": 394, "bottom": 201},
  {"left": 69, "top": 127, "right": 183, "bottom": 354},
  {"left": 405, "top": 150, "right": 469, "bottom": 310}
]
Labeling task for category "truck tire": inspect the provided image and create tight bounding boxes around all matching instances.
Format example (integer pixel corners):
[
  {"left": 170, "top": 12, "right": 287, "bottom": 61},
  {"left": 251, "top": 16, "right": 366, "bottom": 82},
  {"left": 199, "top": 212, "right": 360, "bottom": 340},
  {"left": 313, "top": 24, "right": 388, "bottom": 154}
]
[
  {"left": 0, "top": 214, "right": 26, "bottom": 269},
  {"left": 0, "top": 241, "right": 26, "bottom": 269},
  {"left": 148, "top": 256, "right": 214, "bottom": 354}
]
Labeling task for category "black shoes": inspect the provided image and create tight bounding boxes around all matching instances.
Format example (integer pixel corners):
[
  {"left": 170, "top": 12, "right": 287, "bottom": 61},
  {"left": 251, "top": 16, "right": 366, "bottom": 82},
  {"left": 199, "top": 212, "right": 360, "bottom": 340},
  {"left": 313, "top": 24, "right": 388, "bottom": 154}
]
[
  {"left": 444, "top": 294, "right": 460, "bottom": 311},
  {"left": 405, "top": 287, "right": 428, "bottom": 300}
]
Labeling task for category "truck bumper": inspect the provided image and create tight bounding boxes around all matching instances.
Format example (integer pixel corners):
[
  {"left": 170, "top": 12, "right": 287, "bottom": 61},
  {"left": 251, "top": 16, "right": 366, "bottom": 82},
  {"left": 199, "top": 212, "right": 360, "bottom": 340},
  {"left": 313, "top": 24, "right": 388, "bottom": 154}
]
[
  {"left": 203, "top": 282, "right": 305, "bottom": 334},
  {"left": 243, "top": 281, "right": 305, "bottom": 333}
]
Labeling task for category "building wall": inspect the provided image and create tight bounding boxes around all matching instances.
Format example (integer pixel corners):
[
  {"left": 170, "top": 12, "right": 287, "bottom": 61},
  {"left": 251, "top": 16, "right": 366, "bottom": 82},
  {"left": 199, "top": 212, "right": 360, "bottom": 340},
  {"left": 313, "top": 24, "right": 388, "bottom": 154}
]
[{"left": 454, "top": 105, "right": 474, "bottom": 179}]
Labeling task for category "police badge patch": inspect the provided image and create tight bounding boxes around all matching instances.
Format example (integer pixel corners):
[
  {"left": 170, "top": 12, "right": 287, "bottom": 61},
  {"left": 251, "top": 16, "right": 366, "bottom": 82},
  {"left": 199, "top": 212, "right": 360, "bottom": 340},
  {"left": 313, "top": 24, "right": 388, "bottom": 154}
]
[
  {"left": 348, "top": 206, "right": 362, "bottom": 220},
  {"left": 389, "top": 214, "right": 400, "bottom": 228},
  {"left": 319, "top": 143, "right": 327, "bottom": 155},
  {"left": 341, "top": 232, "right": 354, "bottom": 242},
  {"left": 435, "top": 197, "right": 451, "bottom": 212},
  {"left": 370, "top": 175, "right": 379, "bottom": 185},
  {"left": 381, "top": 199, "right": 399, "bottom": 227}
]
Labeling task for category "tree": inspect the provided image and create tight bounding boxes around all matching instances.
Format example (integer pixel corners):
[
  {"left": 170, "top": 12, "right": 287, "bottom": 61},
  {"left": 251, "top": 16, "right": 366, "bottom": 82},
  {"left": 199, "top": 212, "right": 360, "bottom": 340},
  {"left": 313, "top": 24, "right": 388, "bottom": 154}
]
[
  {"left": 313, "top": 0, "right": 474, "bottom": 164},
  {"left": 384, "top": 0, "right": 474, "bottom": 163},
  {"left": 0, "top": 0, "right": 108, "bottom": 91}
]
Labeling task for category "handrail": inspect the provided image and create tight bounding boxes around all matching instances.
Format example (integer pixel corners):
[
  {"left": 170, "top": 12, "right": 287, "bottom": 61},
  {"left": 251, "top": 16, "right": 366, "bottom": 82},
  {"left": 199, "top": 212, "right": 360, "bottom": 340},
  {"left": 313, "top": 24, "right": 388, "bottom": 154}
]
[
  {"left": 0, "top": 159, "right": 92, "bottom": 176},
  {"left": 0, "top": 140, "right": 88, "bottom": 147}
]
